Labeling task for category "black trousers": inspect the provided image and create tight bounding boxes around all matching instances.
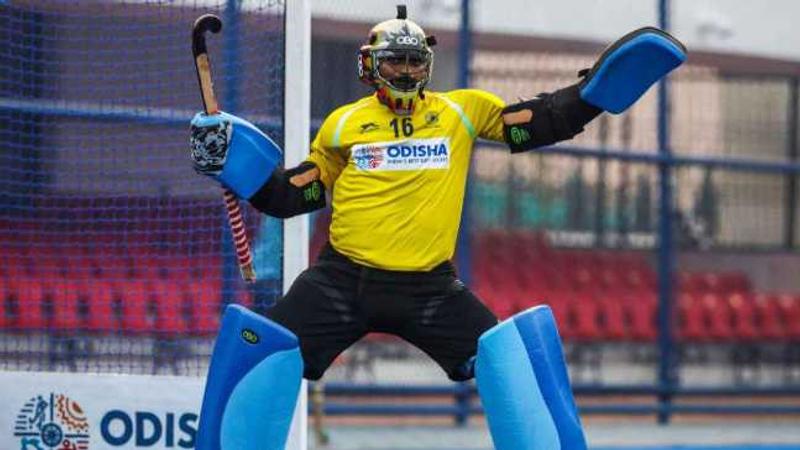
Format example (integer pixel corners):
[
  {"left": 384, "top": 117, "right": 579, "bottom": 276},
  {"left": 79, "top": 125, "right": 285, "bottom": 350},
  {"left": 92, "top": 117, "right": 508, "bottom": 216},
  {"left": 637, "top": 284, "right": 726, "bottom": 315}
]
[{"left": 266, "top": 243, "right": 498, "bottom": 381}]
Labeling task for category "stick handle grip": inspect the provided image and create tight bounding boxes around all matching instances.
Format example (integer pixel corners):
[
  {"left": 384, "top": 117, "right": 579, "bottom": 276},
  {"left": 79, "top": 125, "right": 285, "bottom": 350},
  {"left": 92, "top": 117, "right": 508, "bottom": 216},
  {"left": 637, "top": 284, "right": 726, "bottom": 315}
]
[{"left": 224, "top": 190, "right": 257, "bottom": 283}]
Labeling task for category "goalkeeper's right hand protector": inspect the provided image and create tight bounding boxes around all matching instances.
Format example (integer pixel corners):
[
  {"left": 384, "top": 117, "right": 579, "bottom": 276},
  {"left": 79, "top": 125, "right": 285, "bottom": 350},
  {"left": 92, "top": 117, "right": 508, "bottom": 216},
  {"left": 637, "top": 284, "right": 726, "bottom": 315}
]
[
  {"left": 189, "top": 111, "right": 281, "bottom": 200},
  {"left": 190, "top": 111, "right": 326, "bottom": 218}
]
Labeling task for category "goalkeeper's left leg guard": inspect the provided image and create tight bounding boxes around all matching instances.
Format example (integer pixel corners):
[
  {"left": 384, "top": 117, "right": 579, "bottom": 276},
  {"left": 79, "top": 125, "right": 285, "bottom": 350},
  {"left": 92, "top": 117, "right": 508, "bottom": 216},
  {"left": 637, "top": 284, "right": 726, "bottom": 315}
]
[
  {"left": 196, "top": 304, "right": 303, "bottom": 450},
  {"left": 475, "top": 305, "right": 586, "bottom": 450}
]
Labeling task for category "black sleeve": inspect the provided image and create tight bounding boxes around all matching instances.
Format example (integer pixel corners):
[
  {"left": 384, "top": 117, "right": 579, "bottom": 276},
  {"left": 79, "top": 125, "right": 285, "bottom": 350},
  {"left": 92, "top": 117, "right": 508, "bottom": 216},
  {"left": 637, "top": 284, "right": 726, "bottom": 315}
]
[
  {"left": 248, "top": 162, "right": 326, "bottom": 219},
  {"left": 502, "top": 83, "right": 602, "bottom": 153}
]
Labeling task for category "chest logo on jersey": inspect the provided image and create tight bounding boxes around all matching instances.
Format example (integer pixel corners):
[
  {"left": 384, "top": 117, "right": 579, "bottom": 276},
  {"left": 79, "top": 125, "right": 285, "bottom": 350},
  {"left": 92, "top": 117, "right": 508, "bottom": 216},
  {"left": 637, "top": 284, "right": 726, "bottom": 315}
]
[{"left": 352, "top": 138, "right": 451, "bottom": 171}]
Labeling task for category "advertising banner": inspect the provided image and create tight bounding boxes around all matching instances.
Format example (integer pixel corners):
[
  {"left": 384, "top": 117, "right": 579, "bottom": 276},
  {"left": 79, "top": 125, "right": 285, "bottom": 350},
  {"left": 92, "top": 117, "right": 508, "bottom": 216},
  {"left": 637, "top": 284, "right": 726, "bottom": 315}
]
[{"left": 1, "top": 371, "right": 305, "bottom": 450}]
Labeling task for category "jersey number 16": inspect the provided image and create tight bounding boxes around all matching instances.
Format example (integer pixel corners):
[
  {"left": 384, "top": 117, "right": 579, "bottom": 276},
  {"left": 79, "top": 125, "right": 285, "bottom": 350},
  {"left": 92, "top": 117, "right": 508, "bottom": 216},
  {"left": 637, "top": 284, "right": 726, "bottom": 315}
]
[{"left": 390, "top": 117, "right": 414, "bottom": 138}]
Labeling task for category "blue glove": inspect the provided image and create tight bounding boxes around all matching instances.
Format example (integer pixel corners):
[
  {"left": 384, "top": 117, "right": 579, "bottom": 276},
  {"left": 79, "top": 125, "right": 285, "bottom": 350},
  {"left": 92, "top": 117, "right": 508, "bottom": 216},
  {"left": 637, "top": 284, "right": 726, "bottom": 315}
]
[{"left": 190, "top": 111, "right": 282, "bottom": 199}]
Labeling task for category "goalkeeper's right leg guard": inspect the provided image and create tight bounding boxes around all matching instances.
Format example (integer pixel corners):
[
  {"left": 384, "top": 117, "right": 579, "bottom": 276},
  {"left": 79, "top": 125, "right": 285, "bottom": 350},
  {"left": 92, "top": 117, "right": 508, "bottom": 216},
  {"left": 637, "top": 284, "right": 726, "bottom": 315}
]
[
  {"left": 196, "top": 304, "right": 303, "bottom": 450},
  {"left": 475, "top": 305, "right": 587, "bottom": 450}
]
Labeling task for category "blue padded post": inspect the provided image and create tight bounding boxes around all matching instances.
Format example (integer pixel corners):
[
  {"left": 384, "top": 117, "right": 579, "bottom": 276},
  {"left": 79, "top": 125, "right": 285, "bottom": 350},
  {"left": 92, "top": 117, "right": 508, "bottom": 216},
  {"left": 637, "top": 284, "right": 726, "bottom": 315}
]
[
  {"left": 196, "top": 304, "right": 302, "bottom": 450},
  {"left": 475, "top": 305, "right": 586, "bottom": 450},
  {"left": 580, "top": 27, "right": 686, "bottom": 114}
]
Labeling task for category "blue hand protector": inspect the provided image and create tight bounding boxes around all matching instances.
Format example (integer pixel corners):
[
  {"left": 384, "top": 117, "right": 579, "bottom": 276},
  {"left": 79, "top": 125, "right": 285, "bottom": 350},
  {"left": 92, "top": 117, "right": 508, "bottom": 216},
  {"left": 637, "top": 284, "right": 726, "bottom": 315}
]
[
  {"left": 580, "top": 27, "right": 687, "bottom": 114},
  {"left": 190, "top": 111, "right": 282, "bottom": 199}
]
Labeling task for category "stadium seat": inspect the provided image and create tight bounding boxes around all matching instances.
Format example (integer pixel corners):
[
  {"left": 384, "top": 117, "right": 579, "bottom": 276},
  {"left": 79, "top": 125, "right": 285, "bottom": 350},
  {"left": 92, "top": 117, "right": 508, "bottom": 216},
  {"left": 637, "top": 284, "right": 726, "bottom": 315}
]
[
  {"left": 8, "top": 278, "right": 47, "bottom": 330},
  {"left": 776, "top": 294, "right": 800, "bottom": 340},
  {"left": 596, "top": 295, "right": 627, "bottom": 341},
  {"left": 151, "top": 278, "right": 191, "bottom": 335},
  {"left": 48, "top": 279, "right": 82, "bottom": 331},
  {"left": 119, "top": 279, "right": 155, "bottom": 334},
  {"left": 624, "top": 293, "right": 657, "bottom": 342},
  {"left": 539, "top": 291, "right": 575, "bottom": 341},
  {"left": 702, "top": 293, "right": 734, "bottom": 341},
  {"left": 84, "top": 279, "right": 118, "bottom": 333},
  {"left": 1, "top": 252, "right": 34, "bottom": 278},
  {"left": 187, "top": 279, "right": 223, "bottom": 335},
  {"left": 598, "top": 266, "right": 624, "bottom": 294},
  {"left": 0, "top": 277, "right": 10, "bottom": 329},
  {"left": 677, "top": 293, "right": 706, "bottom": 342},
  {"left": 571, "top": 265, "right": 596, "bottom": 293},
  {"left": 753, "top": 293, "right": 786, "bottom": 341},
  {"left": 569, "top": 296, "right": 602, "bottom": 341},
  {"left": 621, "top": 265, "right": 656, "bottom": 292},
  {"left": 726, "top": 293, "right": 759, "bottom": 342}
]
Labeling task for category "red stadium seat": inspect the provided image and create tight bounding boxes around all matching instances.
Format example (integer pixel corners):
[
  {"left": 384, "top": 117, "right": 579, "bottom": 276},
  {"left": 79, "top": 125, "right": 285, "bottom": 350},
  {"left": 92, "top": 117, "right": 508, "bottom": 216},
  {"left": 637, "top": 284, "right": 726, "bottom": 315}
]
[
  {"left": 2, "top": 253, "right": 35, "bottom": 278},
  {"left": 48, "top": 279, "right": 82, "bottom": 331},
  {"left": 597, "top": 296, "right": 627, "bottom": 341},
  {"left": 598, "top": 266, "right": 624, "bottom": 294},
  {"left": 753, "top": 293, "right": 786, "bottom": 341},
  {"left": 187, "top": 279, "right": 222, "bottom": 335},
  {"left": 677, "top": 293, "right": 706, "bottom": 342},
  {"left": 726, "top": 292, "right": 759, "bottom": 342},
  {"left": 621, "top": 266, "right": 656, "bottom": 292},
  {"left": 776, "top": 294, "right": 800, "bottom": 340},
  {"left": 151, "top": 278, "right": 190, "bottom": 335},
  {"left": 84, "top": 279, "right": 118, "bottom": 333},
  {"left": 489, "top": 279, "right": 523, "bottom": 319},
  {"left": 119, "top": 279, "right": 154, "bottom": 334},
  {"left": 571, "top": 265, "right": 596, "bottom": 293},
  {"left": 569, "top": 296, "right": 602, "bottom": 342},
  {"left": 702, "top": 293, "right": 734, "bottom": 341},
  {"left": 624, "top": 293, "right": 657, "bottom": 342},
  {"left": 539, "top": 291, "right": 575, "bottom": 341},
  {"left": 0, "top": 277, "right": 11, "bottom": 329},
  {"left": 9, "top": 278, "right": 47, "bottom": 330}
]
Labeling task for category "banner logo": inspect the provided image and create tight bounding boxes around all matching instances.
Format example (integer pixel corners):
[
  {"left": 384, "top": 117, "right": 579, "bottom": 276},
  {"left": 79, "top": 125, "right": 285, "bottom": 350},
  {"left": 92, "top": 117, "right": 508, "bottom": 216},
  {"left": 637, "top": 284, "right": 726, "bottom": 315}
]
[
  {"left": 352, "top": 138, "right": 450, "bottom": 171},
  {"left": 14, "top": 393, "right": 90, "bottom": 450}
]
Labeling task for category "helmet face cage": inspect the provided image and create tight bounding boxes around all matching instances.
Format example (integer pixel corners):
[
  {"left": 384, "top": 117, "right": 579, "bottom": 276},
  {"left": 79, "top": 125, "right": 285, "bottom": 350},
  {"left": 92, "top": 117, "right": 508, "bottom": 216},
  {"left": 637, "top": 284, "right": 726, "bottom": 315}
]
[
  {"left": 372, "top": 48, "right": 433, "bottom": 92},
  {"left": 358, "top": 17, "right": 434, "bottom": 114}
]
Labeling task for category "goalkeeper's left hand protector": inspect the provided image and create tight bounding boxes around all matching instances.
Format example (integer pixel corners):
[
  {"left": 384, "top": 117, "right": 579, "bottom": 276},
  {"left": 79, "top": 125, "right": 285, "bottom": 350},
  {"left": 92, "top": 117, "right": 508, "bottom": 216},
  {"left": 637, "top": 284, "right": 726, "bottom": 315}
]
[
  {"left": 579, "top": 26, "right": 686, "bottom": 114},
  {"left": 502, "top": 27, "right": 686, "bottom": 153}
]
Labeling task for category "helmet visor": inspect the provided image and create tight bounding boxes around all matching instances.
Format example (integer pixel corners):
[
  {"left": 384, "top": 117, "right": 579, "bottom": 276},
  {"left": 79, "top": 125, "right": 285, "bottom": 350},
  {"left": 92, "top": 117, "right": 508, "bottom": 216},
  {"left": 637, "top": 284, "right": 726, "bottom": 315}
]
[{"left": 374, "top": 49, "right": 432, "bottom": 91}]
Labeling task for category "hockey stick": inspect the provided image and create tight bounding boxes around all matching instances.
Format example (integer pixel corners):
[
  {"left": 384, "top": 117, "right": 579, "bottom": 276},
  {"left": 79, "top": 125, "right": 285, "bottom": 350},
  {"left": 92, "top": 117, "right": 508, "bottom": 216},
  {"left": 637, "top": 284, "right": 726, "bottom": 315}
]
[{"left": 192, "top": 14, "right": 256, "bottom": 283}]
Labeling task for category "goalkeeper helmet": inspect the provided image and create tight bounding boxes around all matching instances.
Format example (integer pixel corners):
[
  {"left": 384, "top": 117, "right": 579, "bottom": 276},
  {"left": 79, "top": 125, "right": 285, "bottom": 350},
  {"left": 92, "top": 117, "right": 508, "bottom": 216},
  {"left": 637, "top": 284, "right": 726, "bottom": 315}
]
[{"left": 358, "top": 5, "right": 436, "bottom": 115}]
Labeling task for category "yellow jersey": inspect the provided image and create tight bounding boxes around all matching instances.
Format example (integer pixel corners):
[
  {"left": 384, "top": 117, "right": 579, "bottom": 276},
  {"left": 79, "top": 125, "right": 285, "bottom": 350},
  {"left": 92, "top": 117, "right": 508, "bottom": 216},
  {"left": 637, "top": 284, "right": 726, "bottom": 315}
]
[{"left": 307, "top": 89, "right": 506, "bottom": 271}]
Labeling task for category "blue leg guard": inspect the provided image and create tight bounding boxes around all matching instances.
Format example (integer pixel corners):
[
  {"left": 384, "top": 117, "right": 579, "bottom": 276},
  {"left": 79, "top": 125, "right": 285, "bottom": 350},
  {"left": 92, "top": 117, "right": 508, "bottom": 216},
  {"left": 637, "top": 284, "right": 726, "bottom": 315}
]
[
  {"left": 196, "top": 304, "right": 303, "bottom": 450},
  {"left": 580, "top": 27, "right": 686, "bottom": 114},
  {"left": 475, "top": 305, "right": 586, "bottom": 450}
]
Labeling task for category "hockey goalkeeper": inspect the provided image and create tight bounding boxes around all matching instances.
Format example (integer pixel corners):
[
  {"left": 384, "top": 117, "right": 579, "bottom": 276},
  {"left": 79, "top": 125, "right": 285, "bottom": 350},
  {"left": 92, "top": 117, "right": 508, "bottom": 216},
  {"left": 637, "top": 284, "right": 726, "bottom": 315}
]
[{"left": 189, "top": 6, "right": 685, "bottom": 450}]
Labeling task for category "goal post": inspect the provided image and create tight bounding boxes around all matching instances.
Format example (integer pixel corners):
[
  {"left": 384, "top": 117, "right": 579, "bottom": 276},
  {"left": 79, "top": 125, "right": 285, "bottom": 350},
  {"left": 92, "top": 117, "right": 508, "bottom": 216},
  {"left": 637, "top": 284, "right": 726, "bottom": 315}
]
[{"left": 284, "top": 0, "right": 312, "bottom": 449}]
